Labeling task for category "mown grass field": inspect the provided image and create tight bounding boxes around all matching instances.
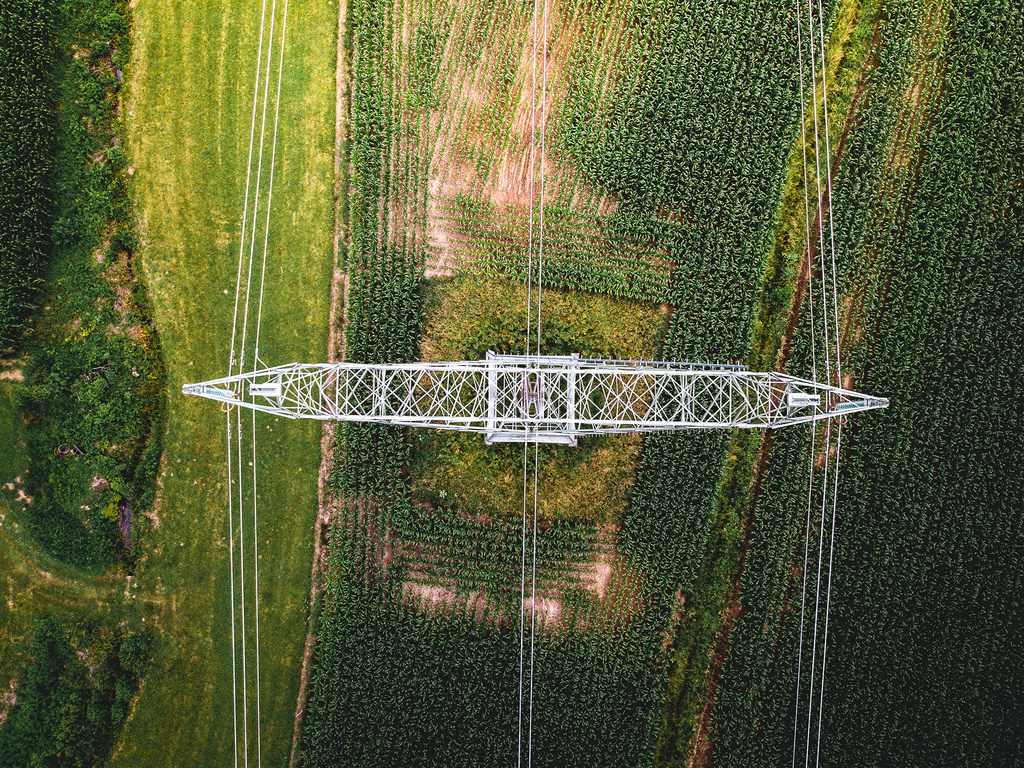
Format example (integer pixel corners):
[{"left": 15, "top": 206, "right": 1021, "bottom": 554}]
[{"left": 104, "top": 0, "right": 336, "bottom": 764}]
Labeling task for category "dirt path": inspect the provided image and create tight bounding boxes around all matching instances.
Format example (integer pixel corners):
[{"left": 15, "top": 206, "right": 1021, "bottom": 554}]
[
  {"left": 686, "top": 8, "right": 898, "bottom": 766},
  {"left": 287, "top": 1, "right": 349, "bottom": 765},
  {"left": 688, "top": 432, "right": 775, "bottom": 768}
]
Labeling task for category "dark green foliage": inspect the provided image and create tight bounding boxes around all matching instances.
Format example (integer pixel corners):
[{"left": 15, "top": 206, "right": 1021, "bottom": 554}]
[
  {"left": 17, "top": 326, "right": 162, "bottom": 570},
  {"left": 0, "top": 0, "right": 58, "bottom": 349},
  {"left": 2, "top": 0, "right": 166, "bottom": 572},
  {"left": 815, "top": 4, "right": 1024, "bottom": 760},
  {"left": 710, "top": 0, "right": 1024, "bottom": 765},
  {"left": 0, "top": 616, "right": 153, "bottom": 768},
  {"left": 0, "top": 0, "right": 135, "bottom": 349},
  {"left": 303, "top": 530, "right": 666, "bottom": 768},
  {"left": 313, "top": 0, "right": 815, "bottom": 762}
]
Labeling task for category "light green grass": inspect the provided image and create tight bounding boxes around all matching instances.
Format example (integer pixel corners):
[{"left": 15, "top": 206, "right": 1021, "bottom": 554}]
[
  {"left": 102, "top": 0, "right": 337, "bottom": 765},
  {"left": 412, "top": 274, "right": 664, "bottom": 526}
]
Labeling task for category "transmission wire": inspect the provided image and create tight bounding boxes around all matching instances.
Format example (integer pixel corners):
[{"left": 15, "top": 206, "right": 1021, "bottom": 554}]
[
  {"left": 228, "top": 0, "right": 279, "bottom": 761},
  {"left": 226, "top": 410, "right": 240, "bottom": 768},
  {"left": 518, "top": 0, "right": 542, "bottom": 762},
  {"left": 248, "top": 3, "right": 290, "bottom": 762},
  {"left": 791, "top": 1, "right": 818, "bottom": 760},
  {"left": 238, "top": 0, "right": 279, "bottom": 375},
  {"left": 236, "top": 412, "right": 249, "bottom": 767},
  {"left": 815, "top": 421, "right": 842, "bottom": 766},
  {"left": 224, "top": 12, "right": 272, "bottom": 754},
  {"left": 813, "top": 0, "right": 844, "bottom": 760},
  {"left": 527, "top": 3, "right": 550, "bottom": 767},
  {"left": 254, "top": 0, "right": 290, "bottom": 368},
  {"left": 817, "top": 0, "right": 843, "bottom": 390},
  {"left": 801, "top": 1, "right": 842, "bottom": 764},
  {"left": 229, "top": 0, "right": 271, "bottom": 376}
]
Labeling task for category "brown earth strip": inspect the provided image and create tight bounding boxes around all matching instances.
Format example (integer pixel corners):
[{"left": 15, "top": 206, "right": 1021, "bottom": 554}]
[
  {"left": 287, "top": 0, "right": 350, "bottom": 764},
  {"left": 688, "top": 6, "right": 896, "bottom": 766},
  {"left": 690, "top": 5, "right": 949, "bottom": 766}
]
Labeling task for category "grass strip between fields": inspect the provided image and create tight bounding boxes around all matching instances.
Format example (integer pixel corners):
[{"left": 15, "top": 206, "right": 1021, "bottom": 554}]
[{"left": 99, "top": 0, "right": 337, "bottom": 765}]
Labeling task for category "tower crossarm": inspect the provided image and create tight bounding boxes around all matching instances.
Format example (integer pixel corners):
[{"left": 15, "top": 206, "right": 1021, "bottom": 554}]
[{"left": 183, "top": 354, "right": 888, "bottom": 443}]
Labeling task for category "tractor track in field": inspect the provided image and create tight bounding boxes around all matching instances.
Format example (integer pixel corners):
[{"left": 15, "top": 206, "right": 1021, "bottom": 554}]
[
  {"left": 690, "top": 4, "right": 949, "bottom": 766},
  {"left": 688, "top": 6, "right": 889, "bottom": 766}
]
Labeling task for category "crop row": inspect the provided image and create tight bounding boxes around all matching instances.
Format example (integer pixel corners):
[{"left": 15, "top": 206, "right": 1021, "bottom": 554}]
[
  {"left": 311, "top": 0, "right": 831, "bottom": 764},
  {"left": 0, "top": 0, "right": 58, "bottom": 347}
]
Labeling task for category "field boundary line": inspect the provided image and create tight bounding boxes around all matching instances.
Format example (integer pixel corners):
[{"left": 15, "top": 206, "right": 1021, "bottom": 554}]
[{"left": 289, "top": 0, "right": 349, "bottom": 764}]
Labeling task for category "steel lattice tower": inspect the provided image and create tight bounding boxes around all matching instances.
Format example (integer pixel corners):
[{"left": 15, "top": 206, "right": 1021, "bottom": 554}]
[{"left": 183, "top": 352, "right": 888, "bottom": 445}]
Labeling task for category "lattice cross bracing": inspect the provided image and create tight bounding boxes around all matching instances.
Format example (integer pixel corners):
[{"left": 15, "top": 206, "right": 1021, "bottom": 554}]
[{"left": 183, "top": 352, "right": 888, "bottom": 444}]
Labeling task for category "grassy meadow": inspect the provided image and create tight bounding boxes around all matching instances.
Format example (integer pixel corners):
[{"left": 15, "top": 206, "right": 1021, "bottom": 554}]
[{"left": 109, "top": 0, "right": 337, "bottom": 764}]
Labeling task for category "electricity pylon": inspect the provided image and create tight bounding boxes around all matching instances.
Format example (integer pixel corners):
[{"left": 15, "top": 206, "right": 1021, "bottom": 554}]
[{"left": 183, "top": 352, "right": 887, "bottom": 445}]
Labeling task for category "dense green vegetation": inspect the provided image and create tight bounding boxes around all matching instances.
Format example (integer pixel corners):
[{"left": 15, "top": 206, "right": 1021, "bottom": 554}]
[
  {"left": 18, "top": 326, "right": 163, "bottom": 570},
  {"left": 1, "top": 0, "right": 166, "bottom": 572},
  {"left": 0, "top": 1, "right": 167, "bottom": 763},
  {"left": 561, "top": 0, "right": 817, "bottom": 761},
  {"left": 0, "top": 615, "right": 153, "bottom": 768},
  {"left": 305, "top": 533, "right": 666, "bottom": 768},
  {"left": 710, "top": 0, "right": 1024, "bottom": 765},
  {"left": 0, "top": 0, "right": 58, "bottom": 348},
  {"left": 306, "top": 0, "right": 814, "bottom": 764}
]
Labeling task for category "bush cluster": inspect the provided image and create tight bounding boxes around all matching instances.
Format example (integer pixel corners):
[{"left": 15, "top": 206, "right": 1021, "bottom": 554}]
[{"left": 0, "top": 615, "right": 154, "bottom": 767}]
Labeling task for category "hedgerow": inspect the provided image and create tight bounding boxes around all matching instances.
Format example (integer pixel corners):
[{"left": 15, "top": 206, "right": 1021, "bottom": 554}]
[{"left": 3, "top": 0, "right": 166, "bottom": 572}]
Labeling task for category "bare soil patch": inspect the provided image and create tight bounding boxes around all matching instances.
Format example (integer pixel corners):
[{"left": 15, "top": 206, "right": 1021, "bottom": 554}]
[{"left": 384, "top": 0, "right": 649, "bottom": 282}]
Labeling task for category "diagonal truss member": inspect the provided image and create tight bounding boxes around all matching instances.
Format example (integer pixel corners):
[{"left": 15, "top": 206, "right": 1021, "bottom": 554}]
[{"left": 184, "top": 352, "right": 888, "bottom": 445}]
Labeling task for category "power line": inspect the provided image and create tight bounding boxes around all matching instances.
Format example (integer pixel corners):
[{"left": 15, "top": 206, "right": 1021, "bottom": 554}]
[
  {"left": 254, "top": 0, "right": 291, "bottom": 367},
  {"left": 236, "top": 413, "right": 249, "bottom": 767},
  {"left": 226, "top": 410, "right": 240, "bottom": 768},
  {"left": 792, "top": 0, "right": 845, "bottom": 764},
  {"left": 249, "top": 4, "right": 289, "bottom": 765},
  {"left": 809, "top": 3, "right": 846, "bottom": 765},
  {"left": 239, "top": 0, "right": 280, "bottom": 375},
  {"left": 227, "top": 0, "right": 281, "bottom": 760},
  {"left": 806, "top": 0, "right": 832, "bottom": 397},
  {"left": 816, "top": 0, "right": 843, "bottom": 390},
  {"left": 528, "top": 437, "right": 539, "bottom": 768},
  {"left": 527, "top": 4, "right": 550, "bottom": 766},
  {"left": 518, "top": 0, "right": 550, "bottom": 763},
  {"left": 815, "top": 422, "right": 842, "bottom": 767},
  {"left": 518, "top": 0, "right": 541, "bottom": 762},
  {"left": 804, "top": 417, "right": 830, "bottom": 768},
  {"left": 791, "top": 0, "right": 817, "bottom": 762},
  {"left": 251, "top": 409, "right": 263, "bottom": 768},
  {"left": 229, "top": 0, "right": 271, "bottom": 376}
]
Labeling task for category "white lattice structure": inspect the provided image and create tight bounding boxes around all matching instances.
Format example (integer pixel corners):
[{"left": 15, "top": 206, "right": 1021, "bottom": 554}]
[{"left": 183, "top": 352, "right": 887, "bottom": 444}]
